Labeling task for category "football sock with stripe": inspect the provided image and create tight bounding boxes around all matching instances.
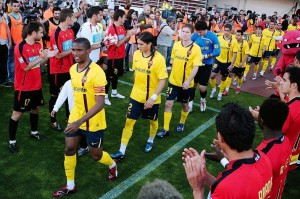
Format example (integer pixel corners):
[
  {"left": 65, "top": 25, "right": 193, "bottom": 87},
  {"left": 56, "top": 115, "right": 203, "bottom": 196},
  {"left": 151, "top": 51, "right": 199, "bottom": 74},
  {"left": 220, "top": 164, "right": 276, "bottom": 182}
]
[{"left": 163, "top": 112, "right": 172, "bottom": 131}]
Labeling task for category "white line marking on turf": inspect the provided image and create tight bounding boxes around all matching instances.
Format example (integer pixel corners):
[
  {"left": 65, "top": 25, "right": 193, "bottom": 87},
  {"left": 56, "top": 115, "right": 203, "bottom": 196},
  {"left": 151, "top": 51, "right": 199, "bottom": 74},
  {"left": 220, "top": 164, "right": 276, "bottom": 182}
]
[
  {"left": 99, "top": 116, "right": 216, "bottom": 199},
  {"left": 118, "top": 80, "right": 220, "bottom": 113}
]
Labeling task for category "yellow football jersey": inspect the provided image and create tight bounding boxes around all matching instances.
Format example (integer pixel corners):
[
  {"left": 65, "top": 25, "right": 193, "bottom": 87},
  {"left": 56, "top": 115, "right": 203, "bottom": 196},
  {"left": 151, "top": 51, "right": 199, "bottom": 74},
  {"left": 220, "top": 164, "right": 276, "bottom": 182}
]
[
  {"left": 249, "top": 34, "right": 266, "bottom": 57},
  {"left": 262, "top": 28, "right": 281, "bottom": 51},
  {"left": 275, "top": 30, "right": 285, "bottom": 49},
  {"left": 131, "top": 51, "right": 168, "bottom": 104},
  {"left": 68, "top": 61, "right": 107, "bottom": 132},
  {"left": 216, "top": 35, "right": 237, "bottom": 63},
  {"left": 233, "top": 40, "right": 249, "bottom": 67},
  {"left": 170, "top": 41, "right": 202, "bottom": 88},
  {"left": 287, "top": 24, "right": 297, "bottom": 31}
]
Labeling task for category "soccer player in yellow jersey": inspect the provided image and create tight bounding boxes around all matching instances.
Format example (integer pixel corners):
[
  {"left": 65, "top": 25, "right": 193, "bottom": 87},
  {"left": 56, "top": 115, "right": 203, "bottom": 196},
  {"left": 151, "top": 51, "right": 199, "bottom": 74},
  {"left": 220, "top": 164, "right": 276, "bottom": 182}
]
[
  {"left": 225, "top": 30, "right": 249, "bottom": 94},
  {"left": 53, "top": 38, "right": 117, "bottom": 198},
  {"left": 210, "top": 24, "right": 236, "bottom": 101},
  {"left": 157, "top": 24, "right": 202, "bottom": 138},
  {"left": 269, "top": 23, "right": 285, "bottom": 70},
  {"left": 287, "top": 17, "right": 298, "bottom": 31},
  {"left": 260, "top": 20, "right": 280, "bottom": 76},
  {"left": 110, "top": 32, "right": 168, "bottom": 160},
  {"left": 244, "top": 26, "right": 266, "bottom": 80}
]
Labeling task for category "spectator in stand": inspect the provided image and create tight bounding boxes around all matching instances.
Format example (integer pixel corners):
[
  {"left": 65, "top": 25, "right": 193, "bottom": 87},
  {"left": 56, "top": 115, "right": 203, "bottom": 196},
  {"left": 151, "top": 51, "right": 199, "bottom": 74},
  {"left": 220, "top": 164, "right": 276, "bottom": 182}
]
[
  {"left": 73, "top": 0, "right": 88, "bottom": 26},
  {"left": 208, "top": 5, "right": 217, "bottom": 16},
  {"left": 282, "top": 14, "right": 290, "bottom": 31},
  {"left": 106, "top": 0, "right": 114, "bottom": 10}
]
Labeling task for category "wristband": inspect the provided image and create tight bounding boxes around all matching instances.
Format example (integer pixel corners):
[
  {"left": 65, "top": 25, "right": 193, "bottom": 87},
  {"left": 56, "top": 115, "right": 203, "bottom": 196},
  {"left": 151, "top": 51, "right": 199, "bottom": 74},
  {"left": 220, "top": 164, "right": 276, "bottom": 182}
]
[
  {"left": 150, "top": 94, "right": 158, "bottom": 101},
  {"left": 220, "top": 157, "right": 229, "bottom": 168}
]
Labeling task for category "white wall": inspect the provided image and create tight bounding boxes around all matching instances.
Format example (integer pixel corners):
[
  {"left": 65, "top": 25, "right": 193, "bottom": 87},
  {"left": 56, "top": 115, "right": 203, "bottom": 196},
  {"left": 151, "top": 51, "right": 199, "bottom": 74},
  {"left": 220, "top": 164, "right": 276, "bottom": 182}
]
[{"left": 208, "top": 0, "right": 295, "bottom": 16}]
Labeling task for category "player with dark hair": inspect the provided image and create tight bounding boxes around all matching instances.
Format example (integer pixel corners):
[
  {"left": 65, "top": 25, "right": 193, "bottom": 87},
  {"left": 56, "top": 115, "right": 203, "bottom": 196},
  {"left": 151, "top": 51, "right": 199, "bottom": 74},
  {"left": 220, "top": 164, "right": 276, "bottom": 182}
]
[
  {"left": 189, "top": 20, "right": 220, "bottom": 112},
  {"left": 111, "top": 32, "right": 167, "bottom": 160},
  {"left": 183, "top": 103, "right": 273, "bottom": 199},
  {"left": 53, "top": 38, "right": 117, "bottom": 197},
  {"left": 49, "top": 8, "right": 75, "bottom": 131},
  {"left": 43, "top": 6, "right": 61, "bottom": 49},
  {"left": 280, "top": 66, "right": 300, "bottom": 170},
  {"left": 156, "top": 24, "right": 202, "bottom": 138},
  {"left": 210, "top": 24, "right": 236, "bottom": 101},
  {"left": 104, "top": 9, "right": 136, "bottom": 105},
  {"left": 224, "top": 30, "right": 249, "bottom": 94},
  {"left": 8, "top": 21, "right": 50, "bottom": 153}
]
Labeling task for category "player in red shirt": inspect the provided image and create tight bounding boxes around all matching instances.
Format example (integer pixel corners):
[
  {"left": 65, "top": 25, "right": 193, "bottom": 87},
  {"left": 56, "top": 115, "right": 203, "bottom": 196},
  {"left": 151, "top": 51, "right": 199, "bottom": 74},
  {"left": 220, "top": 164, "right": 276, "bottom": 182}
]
[
  {"left": 280, "top": 66, "right": 300, "bottom": 170},
  {"left": 49, "top": 8, "right": 75, "bottom": 131},
  {"left": 253, "top": 98, "right": 292, "bottom": 199},
  {"left": 183, "top": 103, "right": 273, "bottom": 199},
  {"left": 104, "top": 9, "right": 135, "bottom": 105},
  {"left": 8, "top": 21, "right": 49, "bottom": 153}
]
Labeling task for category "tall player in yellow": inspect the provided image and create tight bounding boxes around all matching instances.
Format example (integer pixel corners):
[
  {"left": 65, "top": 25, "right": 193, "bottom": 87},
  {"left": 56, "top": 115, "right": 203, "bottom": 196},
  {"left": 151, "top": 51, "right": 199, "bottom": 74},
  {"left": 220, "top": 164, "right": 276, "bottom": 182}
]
[
  {"left": 243, "top": 26, "right": 266, "bottom": 80},
  {"left": 53, "top": 38, "right": 117, "bottom": 198},
  {"left": 269, "top": 22, "right": 284, "bottom": 70},
  {"left": 157, "top": 24, "right": 202, "bottom": 138},
  {"left": 110, "top": 32, "right": 168, "bottom": 160},
  {"left": 260, "top": 20, "right": 280, "bottom": 76},
  {"left": 210, "top": 24, "right": 236, "bottom": 101},
  {"left": 225, "top": 30, "right": 249, "bottom": 94}
]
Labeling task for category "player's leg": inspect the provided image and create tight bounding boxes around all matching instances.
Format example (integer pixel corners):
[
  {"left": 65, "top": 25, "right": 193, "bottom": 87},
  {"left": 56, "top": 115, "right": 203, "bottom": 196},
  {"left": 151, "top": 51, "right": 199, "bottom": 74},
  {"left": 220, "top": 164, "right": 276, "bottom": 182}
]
[
  {"left": 9, "top": 110, "right": 23, "bottom": 153},
  {"left": 236, "top": 68, "right": 245, "bottom": 94},
  {"left": 143, "top": 104, "right": 159, "bottom": 152},
  {"left": 49, "top": 74, "right": 63, "bottom": 131},
  {"left": 260, "top": 52, "right": 270, "bottom": 76},
  {"left": 53, "top": 133, "right": 81, "bottom": 197},
  {"left": 198, "top": 64, "right": 212, "bottom": 112},
  {"left": 87, "top": 130, "right": 117, "bottom": 181},
  {"left": 111, "top": 59, "right": 125, "bottom": 99},
  {"left": 210, "top": 62, "right": 220, "bottom": 99},
  {"left": 217, "top": 65, "right": 229, "bottom": 101},
  {"left": 111, "top": 99, "right": 140, "bottom": 159},
  {"left": 176, "top": 88, "right": 192, "bottom": 132}
]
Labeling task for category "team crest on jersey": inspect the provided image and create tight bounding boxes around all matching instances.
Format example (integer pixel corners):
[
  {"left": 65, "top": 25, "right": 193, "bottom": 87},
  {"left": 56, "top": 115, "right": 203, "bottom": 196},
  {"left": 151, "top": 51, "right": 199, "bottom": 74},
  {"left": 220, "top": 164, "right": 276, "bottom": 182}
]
[
  {"left": 213, "top": 63, "right": 218, "bottom": 68},
  {"left": 18, "top": 57, "right": 24, "bottom": 63}
]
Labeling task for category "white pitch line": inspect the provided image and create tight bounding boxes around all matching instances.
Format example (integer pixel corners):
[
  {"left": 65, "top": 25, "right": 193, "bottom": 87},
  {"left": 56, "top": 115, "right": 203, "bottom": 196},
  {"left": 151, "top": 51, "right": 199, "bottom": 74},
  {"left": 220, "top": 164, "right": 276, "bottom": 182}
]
[
  {"left": 118, "top": 80, "right": 220, "bottom": 113},
  {"left": 99, "top": 116, "right": 216, "bottom": 199}
]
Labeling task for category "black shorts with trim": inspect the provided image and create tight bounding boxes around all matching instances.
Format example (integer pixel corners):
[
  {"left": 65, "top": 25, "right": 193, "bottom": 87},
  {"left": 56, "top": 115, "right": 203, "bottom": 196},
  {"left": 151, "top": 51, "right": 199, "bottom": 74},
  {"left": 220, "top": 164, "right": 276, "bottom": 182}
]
[
  {"left": 49, "top": 72, "right": 70, "bottom": 96},
  {"left": 212, "top": 60, "right": 230, "bottom": 77},
  {"left": 126, "top": 98, "right": 159, "bottom": 121},
  {"left": 273, "top": 49, "right": 280, "bottom": 57},
  {"left": 14, "top": 89, "right": 44, "bottom": 112},
  {"left": 262, "top": 51, "right": 273, "bottom": 59},
  {"left": 230, "top": 67, "right": 246, "bottom": 77},
  {"left": 65, "top": 129, "right": 104, "bottom": 148},
  {"left": 247, "top": 56, "right": 262, "bottom": 65},
  {"left": 194, "top": 64, "right": 212, "bottom": 86},
  {"left": 107, "top": 58, "right": 124, "bottom": 77},
  {"left": 166, "top": 83, "right": 192, "bottom": 103}
]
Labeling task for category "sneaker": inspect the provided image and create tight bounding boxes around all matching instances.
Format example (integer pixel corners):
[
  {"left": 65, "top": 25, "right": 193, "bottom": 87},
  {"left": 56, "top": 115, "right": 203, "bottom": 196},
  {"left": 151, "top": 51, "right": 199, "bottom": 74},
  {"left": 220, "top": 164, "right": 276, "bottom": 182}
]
[
  {"left": 105, "top": 97, "right": 111, "bottom": 105},
  {"left": 167, "top": 66, "right": 172, "bottom": 71},
  {"left": 108, "top": 160, "right": 118, "bottom": 181},
  {"left": 0, "top": 81, "right": 13, "bottom": 88},
  {"left": 176, "top": 123, "right": 184, "bottom": 132},
  {"left": 217, "top": 94, "right": 222, "bottom": 101},
  {"left": 52, "top": 185, "right": 76, "bottom": 197},
  {"left": 210, "top": 89, "right": 216, "bottom": 99},
  {"left": 222, "top": 91, "right": 229, "bottom": 96},
  {"left": 233, "top": 78, "right": 237, "bottom": 85},
  {"left": 156, "top": 129, "right": 170, "bottom": 138},
  {"left": 110, "top": 151, "right": 125, "bottom": 161},
  {"left": 51, "top": 122, "right": 63, "bottom": 132},
  {"left": 200, "top": 99, "right": 206, "bottom": 112},
  {"left": 111, "top": 93, "right": 125, "bottom": 99},
  {"left": 129, "top": 68, "right": 133, "bottom": 72},
  {"left": 259, "top": 71, "right": 264, "bottom": 77},
  {"left": 269, "top": 65, "right": 274, "bottom": 71},
  {"left": 144, "top": 142, "right": 153, "bottom": 153},
  {"left": 31, "top": 132, "right": 47, "bottom": 140},
  {"left": 9, "top": 143, "right": 18, "bottom": 153},
  {"left": 252, "top": 74, "right": 257, "bottom": 80},
  {"left": 235, "top": 88, "right": 241, "bottom": 94},
  {"left": 77, "top": 147, "right": 89, "bottom": 156},
  {"left": 188, "top": 101, "right": 193, "bottom": 113}
]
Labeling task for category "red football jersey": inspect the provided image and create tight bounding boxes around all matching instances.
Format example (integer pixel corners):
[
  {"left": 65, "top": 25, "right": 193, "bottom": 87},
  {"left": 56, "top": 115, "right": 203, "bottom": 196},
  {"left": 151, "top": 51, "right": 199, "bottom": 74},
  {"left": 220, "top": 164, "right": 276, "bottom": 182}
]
[
  {"left": 107, "top": 24, "right": 126, "bottom": 59},
  {"left": 257, "top": 136, "right": 292, "bottom": 199},
  {"left": 50, "top": 26, "right": 74, "bottom": 74},
  {"left": 210, "top": 151, "right": 273, "bottom": 199},
  {"left": 14, "top": 41, "right": 42, "bottom": 91},
  {"left": 282, "top": 97, "right": 300, "bottom": 168}
]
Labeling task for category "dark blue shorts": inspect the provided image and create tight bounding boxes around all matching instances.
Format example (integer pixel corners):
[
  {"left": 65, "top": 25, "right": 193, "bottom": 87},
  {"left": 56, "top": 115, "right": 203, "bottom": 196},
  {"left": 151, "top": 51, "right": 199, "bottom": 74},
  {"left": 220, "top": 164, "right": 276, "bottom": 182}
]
[
  {"left": 194, "top": 64, "right": 212, "bottom": 86},
  {"left": 230, "top": 67, "right": 245, "bottom": 77},
  {"left": 126, "top": 98, "right": 159, "bottom": 121},
  {"left": 262, "top": 51, "right": 273, "bottom": 59},
  {"left": 166, "top": 83, "right": 192, "bottom": 103},
  {"left": 65, "top": 129, "right": 104, "bottom": 148},
  {"left": 247, "top": 56, "right": 261, "bottom": 65},
  {"left": 212, "top": 59, "right": 230, "bottom": 77}
]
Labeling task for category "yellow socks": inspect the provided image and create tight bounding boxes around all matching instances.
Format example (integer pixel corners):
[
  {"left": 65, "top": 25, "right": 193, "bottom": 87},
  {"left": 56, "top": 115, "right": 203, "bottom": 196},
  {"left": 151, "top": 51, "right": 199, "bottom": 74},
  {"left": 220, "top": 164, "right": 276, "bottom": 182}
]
[
  {"left": 163, "top": 112, "right": 172, "bottom": 131},
  {"left": 271, "top": 56, "right": 276, "bottom": 67},
  {"left": 225, "top": 77, "right": 232, "bottom": 90},
  {"left": 261, "top": 59, "right": 269, "bottom": 73},
  {"left": 121, "top": 118, "right": 136, "bottom": 145},
  {"left": 219, "top": 80, "right": 226, "bottom": 93},
  {"left": 210, "top": 78, "right": 216, "bottom": 89},
  {"left": 179, "top": 110, "right": 189, "bottom": 124},
  {"left": 238, "top": 78, "right": 243, "bottom": 87},
  {"left": 99, "top": 151, "right": 114, "bottom": 166},
  {"left": 149, "top": 120, "right": 158, "bottom": 137},
  {"left": 244, "top": 64, "right": 250, "bottom": 76},
  {"left": 254, "top": 64, "right": 259, "bottom": 73},
  {"left": 64, "top": 154, "right": 77, "bottom": 181}
]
